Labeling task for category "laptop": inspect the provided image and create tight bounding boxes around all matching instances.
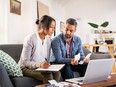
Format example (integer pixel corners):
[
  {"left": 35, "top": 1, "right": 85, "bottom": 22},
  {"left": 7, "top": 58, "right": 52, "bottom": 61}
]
[{"left": 66, "top": 58, "right": 114, "bottom": 84}]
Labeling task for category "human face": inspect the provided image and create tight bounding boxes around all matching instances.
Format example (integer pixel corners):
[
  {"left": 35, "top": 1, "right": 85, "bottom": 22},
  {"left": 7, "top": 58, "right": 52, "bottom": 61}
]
[
  {"left": 64, "top": 23, "right": 76, "bottom": 41},
  {"left": 46, "top": 21, "right": 56, "bottom": 36}
]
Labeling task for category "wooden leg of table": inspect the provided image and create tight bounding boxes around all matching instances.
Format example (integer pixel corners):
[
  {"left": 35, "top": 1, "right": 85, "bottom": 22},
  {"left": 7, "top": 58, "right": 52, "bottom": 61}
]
[
  {"left": 86, "top": 46, "right": 90, "bottom": 51},
  {"left": 93, "top": 47, "right": 96, "bottom": 53},
  {"left": 108, "top": 46, "right": 114, "bottom": 58},
  {"left": 112, "top": 59, "right": 116, "bottom": 73}
]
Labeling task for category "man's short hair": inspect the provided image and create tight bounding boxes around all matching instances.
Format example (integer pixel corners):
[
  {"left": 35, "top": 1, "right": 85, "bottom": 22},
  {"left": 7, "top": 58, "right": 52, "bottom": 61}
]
[{"left": 66, "top": 18, "right": 77, "bottom": 28}]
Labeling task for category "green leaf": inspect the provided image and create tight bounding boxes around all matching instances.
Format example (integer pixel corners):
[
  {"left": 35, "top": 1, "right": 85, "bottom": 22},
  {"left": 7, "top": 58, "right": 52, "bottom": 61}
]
[
  {"left": 100, "top": 21, "right": 109, "bottom": 27},
  {"left": 88, "top": 23, "right": 99, "bottom": 28}
]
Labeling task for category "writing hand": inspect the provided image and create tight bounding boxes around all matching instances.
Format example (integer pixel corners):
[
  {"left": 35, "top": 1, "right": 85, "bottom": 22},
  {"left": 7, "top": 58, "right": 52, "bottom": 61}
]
[
  {"left": 40, "top": 62, "right": 50, "bottom": 68},
  {"left": 45, "top": 58, "right": 48, "bottom": 62}
]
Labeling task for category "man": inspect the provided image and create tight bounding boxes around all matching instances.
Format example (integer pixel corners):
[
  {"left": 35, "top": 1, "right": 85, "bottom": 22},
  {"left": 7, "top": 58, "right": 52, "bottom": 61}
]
[{"left": 51, "top": 18, "right": 90, "bottom": 80}]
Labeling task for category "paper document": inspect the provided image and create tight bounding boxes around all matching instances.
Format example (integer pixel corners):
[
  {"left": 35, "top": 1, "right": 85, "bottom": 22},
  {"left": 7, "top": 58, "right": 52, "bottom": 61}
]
[
  {"left": 48, "top": 80, "right": 81, "bottom": 87},
  {"left": 35, "top": 64, "right": 65, "bottom": 72},
  {"left": 48, "top": 80, "right": 59, "bottom": 86},
  {"left": 85, "top": 53, "right": 92, "bottom": 59},
  {"left": 48, "top": 80, "right": 63, "bottom": 87},
  {"left": 65, "top": 77, "right": 84, "bottom": 84},
  {"left": 79, "top": 53, "right": 92, "bottom": 64},
  {"left": 74, "top": 53, "right": 80, "bottom": 61},
  {"left": 59, "top": 82, "right": 81, "bottom": 87}
]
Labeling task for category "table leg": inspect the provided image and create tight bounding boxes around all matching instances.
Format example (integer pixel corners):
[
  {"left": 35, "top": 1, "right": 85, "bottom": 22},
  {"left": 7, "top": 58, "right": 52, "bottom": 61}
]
[
  {"left": 108, "top": 46, "right": 114, "bottom": 58},
  {"left": 112, "top": 59, "right": 116, "bottom": 73}
]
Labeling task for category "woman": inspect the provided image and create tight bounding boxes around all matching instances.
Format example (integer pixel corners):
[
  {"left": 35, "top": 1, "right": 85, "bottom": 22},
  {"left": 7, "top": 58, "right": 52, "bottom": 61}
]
[{"left": 18, "top": 15, "right": 60, "bottom": 83}]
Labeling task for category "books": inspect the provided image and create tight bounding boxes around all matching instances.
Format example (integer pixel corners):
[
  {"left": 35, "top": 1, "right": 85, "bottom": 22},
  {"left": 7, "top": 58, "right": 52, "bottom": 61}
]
[{"left": 35, "top": 64, "right": 65, "bottom": 72}]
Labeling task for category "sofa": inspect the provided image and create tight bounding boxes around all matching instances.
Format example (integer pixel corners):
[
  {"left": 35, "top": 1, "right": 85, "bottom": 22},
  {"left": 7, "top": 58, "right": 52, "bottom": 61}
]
[
  {"left": 0, "top": 44, "right": 112, "bottom": 87},
  {"left": 0, "top": 44, "right": 42, "bottom": 87}
]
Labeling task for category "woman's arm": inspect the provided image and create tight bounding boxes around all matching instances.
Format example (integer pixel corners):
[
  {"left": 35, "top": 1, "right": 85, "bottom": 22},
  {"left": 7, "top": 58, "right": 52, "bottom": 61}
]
[{"left": 20, "top": 34, "right": 40, "bottom": 69}]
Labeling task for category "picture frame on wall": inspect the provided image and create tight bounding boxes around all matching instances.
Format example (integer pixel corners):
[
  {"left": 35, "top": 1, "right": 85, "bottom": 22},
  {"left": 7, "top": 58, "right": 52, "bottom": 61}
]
[
  {"left": 10, "top": 0, "right": 21, "bottom": 15},
  {"left": 60, "top": 22, "right": 65, "bottom": 32}
]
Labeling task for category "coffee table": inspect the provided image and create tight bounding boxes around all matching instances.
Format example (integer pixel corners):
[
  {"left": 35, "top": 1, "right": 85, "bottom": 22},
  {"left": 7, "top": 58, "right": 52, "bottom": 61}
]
[{"left": 36, "top": 73, "right": 116, "bottom": 87}]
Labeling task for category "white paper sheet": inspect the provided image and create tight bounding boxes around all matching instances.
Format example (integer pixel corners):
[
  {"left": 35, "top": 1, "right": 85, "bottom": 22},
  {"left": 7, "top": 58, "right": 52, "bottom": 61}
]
[
  {"left": 74, "top": 53, "right": 80, "bottom": 61},
  {"left": 35, "top": 64, "right": 65, "bottom": 72}
]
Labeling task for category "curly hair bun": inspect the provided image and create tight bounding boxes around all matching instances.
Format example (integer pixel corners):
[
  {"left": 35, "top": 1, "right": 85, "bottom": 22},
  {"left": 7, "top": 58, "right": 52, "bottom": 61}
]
[{"left": 35, "top": 18, "right": 39, "bottom": 24}]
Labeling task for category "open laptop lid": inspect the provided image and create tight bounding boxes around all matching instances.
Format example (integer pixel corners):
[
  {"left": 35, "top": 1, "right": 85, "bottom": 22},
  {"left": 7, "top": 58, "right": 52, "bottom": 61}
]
[{"left": 83, "top": 58, "right": 114, "bottom": 84}]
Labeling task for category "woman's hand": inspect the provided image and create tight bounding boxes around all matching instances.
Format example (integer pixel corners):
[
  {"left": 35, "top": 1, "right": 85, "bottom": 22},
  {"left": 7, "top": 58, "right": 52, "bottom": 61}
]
[{"left": 40, "top": 62, "right": 50, "bottom": 68}]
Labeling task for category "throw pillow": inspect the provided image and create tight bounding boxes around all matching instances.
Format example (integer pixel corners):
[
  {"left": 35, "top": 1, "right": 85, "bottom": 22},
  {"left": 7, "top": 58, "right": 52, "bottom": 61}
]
[{"left": 0, "top": 50, "right": 23, "bottom": 77}]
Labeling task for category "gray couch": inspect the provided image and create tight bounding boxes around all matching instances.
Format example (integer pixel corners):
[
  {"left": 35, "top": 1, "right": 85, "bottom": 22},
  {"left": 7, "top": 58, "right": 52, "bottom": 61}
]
[
  {"left": 0, "top": 44, "right": 111, "bottom": 87},
  {"left": 0, "top": 44, "right": 42, "bottom": 87}
]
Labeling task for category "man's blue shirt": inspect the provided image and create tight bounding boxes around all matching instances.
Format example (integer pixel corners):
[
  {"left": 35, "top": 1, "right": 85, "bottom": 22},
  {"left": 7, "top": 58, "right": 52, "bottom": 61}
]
[{"left": 51, "top": 33, "right": 85, "bottom": 64}]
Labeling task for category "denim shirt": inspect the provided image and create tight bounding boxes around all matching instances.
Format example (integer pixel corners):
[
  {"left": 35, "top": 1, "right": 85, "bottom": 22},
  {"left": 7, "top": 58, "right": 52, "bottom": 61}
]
[{"left": 51, "top": 33, "right": 85, "bottom": 64}]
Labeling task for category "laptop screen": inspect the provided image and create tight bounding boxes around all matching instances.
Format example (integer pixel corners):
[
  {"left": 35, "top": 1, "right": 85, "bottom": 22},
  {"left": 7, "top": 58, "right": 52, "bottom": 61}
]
[{"left": 83, "top": 59, "right": 114, "bottom": 84}]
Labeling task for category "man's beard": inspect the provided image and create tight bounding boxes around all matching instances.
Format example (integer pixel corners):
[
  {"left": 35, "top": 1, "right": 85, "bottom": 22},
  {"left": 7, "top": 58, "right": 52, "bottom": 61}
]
[{"left": 65, "top": 34, "right": 72, "bottom": 41}]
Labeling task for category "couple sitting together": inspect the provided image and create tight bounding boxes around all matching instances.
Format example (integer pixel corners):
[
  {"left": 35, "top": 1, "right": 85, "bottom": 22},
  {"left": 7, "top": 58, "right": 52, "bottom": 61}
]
[{"left": 18, "top": 15, "right": 90, "bottom": 84}]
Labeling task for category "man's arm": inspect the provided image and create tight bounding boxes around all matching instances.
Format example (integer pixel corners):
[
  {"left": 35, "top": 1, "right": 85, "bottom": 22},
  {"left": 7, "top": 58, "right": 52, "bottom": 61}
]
[{"left": 51, "top": 38, "right": 71, "bottom": 64}]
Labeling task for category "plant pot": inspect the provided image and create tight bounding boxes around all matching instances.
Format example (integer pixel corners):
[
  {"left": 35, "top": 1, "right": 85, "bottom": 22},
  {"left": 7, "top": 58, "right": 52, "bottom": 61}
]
[{"left": 97, "top": 30, "right": 105, "bottom": 44}]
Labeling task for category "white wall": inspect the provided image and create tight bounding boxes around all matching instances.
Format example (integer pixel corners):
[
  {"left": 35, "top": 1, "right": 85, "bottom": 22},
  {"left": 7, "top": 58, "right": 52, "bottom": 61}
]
[
  {"left": 0, "top": 0, "right": 37, "bottom": 44},
  {"left": 0, "top": 0, "right": 65, "bottom": 44},
  {"left": 39, "top": 0, "right": 66, "bottom": 21},
  {"left": 1, "top": 0, "right": 116, "bottom": 44},
  {"left": 0, "top": 0, "right": 7, "bottom": 43},
  {"left": 64, "top": 0, "right": 116, "bottom": 44},
  {"left": 8, "top": 0, "right": 38, "bottom": 44},
  {"left": 38, "top": 0, "right": 66, "bottom": 36}
]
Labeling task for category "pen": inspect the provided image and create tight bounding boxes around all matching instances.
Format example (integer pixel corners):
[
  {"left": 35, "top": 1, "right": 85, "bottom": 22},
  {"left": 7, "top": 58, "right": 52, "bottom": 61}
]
[{"left": 45, "top": 58, "right": 48, "bottom": 62}]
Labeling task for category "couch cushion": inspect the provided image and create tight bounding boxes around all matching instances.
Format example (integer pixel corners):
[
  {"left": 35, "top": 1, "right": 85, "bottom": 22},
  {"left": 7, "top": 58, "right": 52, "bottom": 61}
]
[{"left": 0, "top": 50, "right": 23, "bottom": 77}]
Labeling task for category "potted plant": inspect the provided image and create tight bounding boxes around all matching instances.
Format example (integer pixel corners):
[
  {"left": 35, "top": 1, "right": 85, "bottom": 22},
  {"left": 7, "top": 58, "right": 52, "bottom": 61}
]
[{"left": 88, "top": 21, "right": 109, "bottom": 44}]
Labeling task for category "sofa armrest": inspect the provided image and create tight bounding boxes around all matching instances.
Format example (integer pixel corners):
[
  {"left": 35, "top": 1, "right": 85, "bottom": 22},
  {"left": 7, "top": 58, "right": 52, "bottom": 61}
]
[
  {"left": 0, "top": 44, "right": 23, "bottom": 63},
  {"left": 0, "top": 63, "right": 43, "bottom": 87},
  {"left": 11, "top": 77, "right": 43, "bottom": 87},
  {"left": 83, "top": 46, "right": 112, "bottom": 60},
  {"left": 0, "top": 64, "right": 14, "bottom": 87},
  {"left": 82, "top": 47, "right": 91, "bottom": 56}
]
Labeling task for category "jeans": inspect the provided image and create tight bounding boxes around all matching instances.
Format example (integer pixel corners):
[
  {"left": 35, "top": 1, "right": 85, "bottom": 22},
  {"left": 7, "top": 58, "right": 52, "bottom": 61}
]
[{"left": 61, "top": 63, "right": 88, "bottom": 81}]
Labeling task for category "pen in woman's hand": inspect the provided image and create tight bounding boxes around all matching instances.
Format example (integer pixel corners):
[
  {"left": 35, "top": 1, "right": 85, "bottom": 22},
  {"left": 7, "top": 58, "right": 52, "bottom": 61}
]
[{"left": 45, "top": 58, "right": 48, "bottom": 62}]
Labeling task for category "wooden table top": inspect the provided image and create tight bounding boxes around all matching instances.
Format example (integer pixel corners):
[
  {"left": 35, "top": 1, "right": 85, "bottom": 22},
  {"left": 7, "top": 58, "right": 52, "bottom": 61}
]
[
  {"left": 83, "top": 44, "right": 116, "bottom": 47},
  {"left": 36, "top": 74, "right": 116, "bottom": 87},
  {"left": 82, "top": 73, "right": 116, "bottom": 87}
]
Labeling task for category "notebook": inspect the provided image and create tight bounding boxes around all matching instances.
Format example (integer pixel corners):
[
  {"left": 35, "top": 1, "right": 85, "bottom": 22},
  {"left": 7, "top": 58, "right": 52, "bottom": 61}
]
[
  {"left": 35, "top": 64, "right": 65, "bottom": 72},
  {"left": 66, "top": 58, "right": 114, "bottom": 84}
]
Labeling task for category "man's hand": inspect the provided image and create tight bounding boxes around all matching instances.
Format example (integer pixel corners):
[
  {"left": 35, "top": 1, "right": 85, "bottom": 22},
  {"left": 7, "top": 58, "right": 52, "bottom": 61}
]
[
  {"left": 83, "top": 53, "right": 91, "bottom": 63},
  {"left": 71, "top": 59, "right": 78, "bottom": 65},
  {"left": 83, "top": 57, "right": 90, "bottom": 63},
  {"left": 40, "top": 62, "right": 50, "bottom": 68}
]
